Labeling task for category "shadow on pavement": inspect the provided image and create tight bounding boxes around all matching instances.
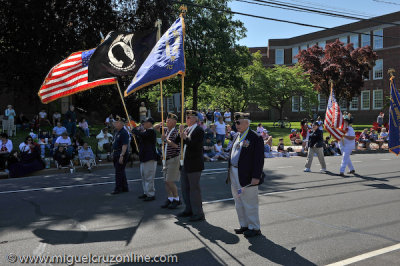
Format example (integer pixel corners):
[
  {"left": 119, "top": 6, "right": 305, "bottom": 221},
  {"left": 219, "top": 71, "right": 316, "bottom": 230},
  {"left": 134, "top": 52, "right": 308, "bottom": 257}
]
[
  {"left": 247, "top": 235, "right": 317, "bottom": 266},
  {"left": 33, "top": 218, "right": 141, "bottom": 246}
]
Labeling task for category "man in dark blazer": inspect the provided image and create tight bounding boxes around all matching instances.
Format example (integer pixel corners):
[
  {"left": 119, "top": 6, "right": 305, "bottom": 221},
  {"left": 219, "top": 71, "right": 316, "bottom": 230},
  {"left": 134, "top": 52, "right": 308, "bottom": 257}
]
[
  {"left": 227, "top": 112, "right": 264, "bottom": 237},
  {"left": 132, "top": 117, "right": 158, "bottom": 201},
  {"left": 177, "top": 110, "right": 205, "bottom": 222}
]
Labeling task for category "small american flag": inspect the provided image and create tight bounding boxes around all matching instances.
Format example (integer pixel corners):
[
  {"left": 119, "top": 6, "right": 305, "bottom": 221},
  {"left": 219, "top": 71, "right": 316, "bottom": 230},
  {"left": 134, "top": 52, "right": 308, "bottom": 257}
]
[
  {"left": 324, "top": 89, "right": 347, "bottom": 140},
  {"left": 38, "top": 49, "right": 117, "bottom": 104}
]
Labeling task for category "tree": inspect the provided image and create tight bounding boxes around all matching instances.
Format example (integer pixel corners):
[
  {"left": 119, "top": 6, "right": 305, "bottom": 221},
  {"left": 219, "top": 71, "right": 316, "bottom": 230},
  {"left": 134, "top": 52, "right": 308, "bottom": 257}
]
[
  {"left": 296, "top": 39, "right": 377, "bottom": 101},
  {"left": 246, "top": 52, "right": 317, "bottom": 119}
]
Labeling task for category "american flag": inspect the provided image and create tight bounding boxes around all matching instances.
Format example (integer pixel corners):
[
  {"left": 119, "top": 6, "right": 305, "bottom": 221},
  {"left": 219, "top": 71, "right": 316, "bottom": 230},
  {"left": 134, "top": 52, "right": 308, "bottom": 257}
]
[
  {"left": 324, "top": 89, "right": 347, "bottom": 140},
  {"left": 38, "top": 49, "right": 117, "bottom": 104}
]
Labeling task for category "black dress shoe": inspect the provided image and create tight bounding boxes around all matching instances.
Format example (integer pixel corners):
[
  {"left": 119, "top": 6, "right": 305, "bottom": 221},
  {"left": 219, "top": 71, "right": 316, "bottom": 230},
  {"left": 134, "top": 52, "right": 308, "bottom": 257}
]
[
  {"left": 234, "top": 227, "right": 249, "bottom": 234},
  {"left": 138, "top": 194, "right": 147, "bottom": 199},
  {"left": 168, "top": 200, "right": 181, "bottom": 209},
  {"left": 177, "top": 211, "right": 193, "bottom": 217},
  {"left": 144, "top": 196, "right": 155, "bottom": 201},
  {"left": 244, "top": 229, "right": 261, "bottom": 238},
  {"left": 189, "top": 214, "right": 205, "bottom": 222},
  {"left": 348, "top": 170, "right": 356, "bottom": 174},
  {"left": 122, "top": 188, "right": 129, "bottom": 193},
  {"left": 161, "top": 199, "right": 172, "bottom": 208},
  {"left": 339, "top": 172, "right": 345, "bottom": 177}
]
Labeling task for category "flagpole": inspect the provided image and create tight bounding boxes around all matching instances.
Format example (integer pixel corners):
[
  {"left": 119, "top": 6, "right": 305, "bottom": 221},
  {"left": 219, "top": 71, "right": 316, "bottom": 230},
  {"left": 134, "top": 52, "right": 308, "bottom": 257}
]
[
  {"left": 116, "top": 81, "right": 139, "bottom": 152},
  {"left": 180, "top": 75, "right": 185, "bottom": 164},
  {"left": 160, "top": 80, "right": 166, "bottom": 168}
]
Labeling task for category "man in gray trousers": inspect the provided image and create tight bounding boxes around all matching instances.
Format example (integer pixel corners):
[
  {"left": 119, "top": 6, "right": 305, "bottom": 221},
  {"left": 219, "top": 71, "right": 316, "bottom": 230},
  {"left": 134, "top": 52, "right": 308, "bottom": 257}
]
[{"left": 177, "top": 110, "right": 205, "bottom": 222}]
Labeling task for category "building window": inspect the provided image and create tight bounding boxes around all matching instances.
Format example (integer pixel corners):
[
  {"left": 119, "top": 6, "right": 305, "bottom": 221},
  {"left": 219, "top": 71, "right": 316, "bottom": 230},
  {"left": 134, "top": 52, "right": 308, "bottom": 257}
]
[
  {"left": 373, "top": 29, "right": 383, "bottom": 49},
  {"left": 300, "top": 96, "right": 306, "bottom": 112},
  {"left": 275, "top": 49, "right": 284, "bottom": 65},
  {"left": 292, "top": 47, "right": 299, "bottom": 63},
  {"left": 318, "top": 41, "right": 326, "bottom": 49},
  {"left": 350, "top": 34, "right": 359, "bottom": 48},
  {"left": 373, "top": 90, "right": 384, "bottom": 110},
  {"left": 292, "top": 96, "right": 300, "bottom": 112},
  {"left": 318, "top": 94, "right": 327, "bottom": 111},
  {"left": 349, "top": 97, "right": 359, "bottom": 110},
  {"left": 339, "top": 36, "right": 348, "bottom": 44},
  {"left": 339, "top": 99, "right": 347, "bottom": 111},
  {"left": 300, "top": 44, "right": 307, "bottom": 51},
  {"left": 361, "top": 90, "right": 370, "bottom": 110},
  {"left": 373, "top": 59, "right": 383, "bottom": 80},
  {"left": 361, "top": 32, "right": 370, "bottom": 47}
]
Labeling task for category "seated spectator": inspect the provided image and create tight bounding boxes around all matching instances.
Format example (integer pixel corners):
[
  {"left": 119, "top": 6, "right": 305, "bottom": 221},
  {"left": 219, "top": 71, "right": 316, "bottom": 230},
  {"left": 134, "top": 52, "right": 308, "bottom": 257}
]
[
  {"left": 38, "top": 109, "right": 51, "bottom": 126},
  {"left": 277, "top": 138, "right": 289, "bottom": 157},
  {"left": 72, "top": 133, "right": 85, "bottom": 153},
  {"left": 38, "top": 131, "right": 53, "bottom": 158},
  {"left": 55, "top": 132, "right": 74, "bottom": 157},
  {"left": 359, "top": 128, "right": 371, "bottom": 149},
  {"left": 289, "top": 129, "right": 302, "bottom": 145},
  {"left": 16, "top": 113, "right": 30, "bottom": 131},
  {"left": 370, "top": 129, "right": 378, "bottom": 142},
  {"left": 78, "top": 142, "right": 95, "bottom": 172},
  {"left": 0, "top": 133, "right": 13, "bottom": 170},
  {"left": 19, "top": 137, "right": 43, "bottom": 166},
  {"left": 379, "top": 128, "right": 389, "bottom": 142},
  {"left": 105, "top": 114, "right": 115, "bottom": 128},
  {"left": 257, "top": 123, "right": 265, "bottom": 134},
  {"left": 213, "top": 140, "right": 229, "bottom": 161},
  {"left": 204, "top": 125, "right": 216, "bottom": 143},
  {"left": 30, "top": 115, "right": 40, "bottom": 130},
  {"left": 53, "top": 122, "right": 67, "bottom": 138},
  {"left": 261, "top": 129, "right": 270, "bottom": 141},
  {"left": 52, "top": 111, "right": 62, "bottom": 126},
  {"left": 53, "top": 146, "right": 72, "bottom": 168},
  {"left": 7, "top": 149, "right": 44, "bottom": 178},
  {"left": 203, "top": 138, "right": 216, "bottom": 162},
  {"left": 374, "top": 128, "right": 386, "bottom": 149},
  {"left": 96, "top": 128, "right": 113, "bottom": 154},
  {"left": 264, "top": 137, "right": 273, "bottom": 158},
  {"left": 330, "top": 140, "right": 341, "bottom": 155},
  {"left": 78, "top": 118, "right": 90, "bottom": 137}
]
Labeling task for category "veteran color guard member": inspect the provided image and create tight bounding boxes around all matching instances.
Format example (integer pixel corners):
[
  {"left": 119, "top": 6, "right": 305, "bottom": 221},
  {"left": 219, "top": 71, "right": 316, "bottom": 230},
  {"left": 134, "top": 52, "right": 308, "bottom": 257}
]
[
  {"left": 111, "top": 117, "right": 130, "bottom": 195},
  {"left": 228, "top": 112, "right": 264, "bottom": 237},
  {"left": 133, "top": 117, "right": 158, "bottom": 201},
  {"left": 177, "top": 110, "right": 206, "bottom": 222},
  {"left": 154, "top": 113, "right": 182, "bottom": 209}
]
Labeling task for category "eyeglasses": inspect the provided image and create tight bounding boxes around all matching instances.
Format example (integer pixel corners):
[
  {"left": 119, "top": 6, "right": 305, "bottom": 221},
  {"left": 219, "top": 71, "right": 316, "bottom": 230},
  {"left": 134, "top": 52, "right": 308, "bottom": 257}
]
[{"left": 235, "top": 121, "right": 241, "bottom": 125}]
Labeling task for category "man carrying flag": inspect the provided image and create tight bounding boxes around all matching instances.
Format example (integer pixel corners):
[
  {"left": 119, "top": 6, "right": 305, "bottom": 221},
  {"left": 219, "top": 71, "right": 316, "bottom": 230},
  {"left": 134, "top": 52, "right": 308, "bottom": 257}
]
[{"left": 324, "top": 85, "right": 354, "bottom": 176}]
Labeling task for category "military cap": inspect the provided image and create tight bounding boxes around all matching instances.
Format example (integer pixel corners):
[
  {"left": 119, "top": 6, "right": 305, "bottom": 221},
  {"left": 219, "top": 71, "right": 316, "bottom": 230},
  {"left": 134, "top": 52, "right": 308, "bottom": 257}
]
[
  {"left": 186, "top": 110, "right": 198, "bottom": 117},
  {"left": 167, "top": 113, "right": 178, "bottom": 121},
  {"left": 234, "top": 112, "right": 250, "bottom": 120}
]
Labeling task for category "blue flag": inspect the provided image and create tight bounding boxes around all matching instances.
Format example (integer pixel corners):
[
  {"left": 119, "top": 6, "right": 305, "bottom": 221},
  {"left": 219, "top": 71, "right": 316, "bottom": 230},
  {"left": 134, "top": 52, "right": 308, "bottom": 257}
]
[
  {"left": 125, "top": 16, "right": 185, "bottom": 96},
  {"left": 389, "top": 77, "right": 400, "bottom": 155}
]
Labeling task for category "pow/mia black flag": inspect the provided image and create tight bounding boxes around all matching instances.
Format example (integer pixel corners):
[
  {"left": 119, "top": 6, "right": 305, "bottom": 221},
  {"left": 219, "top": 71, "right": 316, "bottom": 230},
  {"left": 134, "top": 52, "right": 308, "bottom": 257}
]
[{"left": 88, "top": 29, "right": 157, "bottom": 82}]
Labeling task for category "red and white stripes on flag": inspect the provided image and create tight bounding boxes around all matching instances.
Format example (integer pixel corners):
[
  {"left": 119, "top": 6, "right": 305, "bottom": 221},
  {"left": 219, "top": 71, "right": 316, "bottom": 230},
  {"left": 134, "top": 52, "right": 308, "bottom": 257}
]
[
  {"left": 38, "top": 49, "right": 117, "bottom": 104},
  {"left": 324, "top": 89, "right": 347, "bottom": 141}
]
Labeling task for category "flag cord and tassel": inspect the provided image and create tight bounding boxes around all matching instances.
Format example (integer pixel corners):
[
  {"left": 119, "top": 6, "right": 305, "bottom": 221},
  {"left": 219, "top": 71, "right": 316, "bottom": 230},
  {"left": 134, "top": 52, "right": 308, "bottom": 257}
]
[{"left": 116, "top": 81, "right": 139, "bottom": 152}]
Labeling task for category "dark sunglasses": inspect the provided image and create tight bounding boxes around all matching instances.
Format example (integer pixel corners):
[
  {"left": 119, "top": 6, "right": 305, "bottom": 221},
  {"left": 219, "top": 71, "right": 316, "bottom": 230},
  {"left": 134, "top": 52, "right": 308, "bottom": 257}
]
[
  {"left": 27, "top": 139, "right": 33, "bottom": 141},
  {"left": 235, "top": 121, "right": 241, "bottom": 125}
]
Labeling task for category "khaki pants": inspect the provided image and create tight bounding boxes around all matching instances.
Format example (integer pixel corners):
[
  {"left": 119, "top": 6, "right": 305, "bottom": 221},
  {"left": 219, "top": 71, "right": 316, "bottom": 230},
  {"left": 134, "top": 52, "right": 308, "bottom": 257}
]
[
  {"left": 140, "top": 160, "right": 157, "bottom": 197},
  {"left": 305, "top": 147, "right": 326, "bottom": 169},
  {"left": 230, "top": 166, "right": 260, "bottom": 230}
]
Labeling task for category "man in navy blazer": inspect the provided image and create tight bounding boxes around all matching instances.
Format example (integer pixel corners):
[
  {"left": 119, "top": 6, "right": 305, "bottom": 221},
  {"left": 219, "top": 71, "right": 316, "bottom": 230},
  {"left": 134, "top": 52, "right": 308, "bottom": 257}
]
[{"left": 227, "top": 112, "right": 264, "bottom": 237}]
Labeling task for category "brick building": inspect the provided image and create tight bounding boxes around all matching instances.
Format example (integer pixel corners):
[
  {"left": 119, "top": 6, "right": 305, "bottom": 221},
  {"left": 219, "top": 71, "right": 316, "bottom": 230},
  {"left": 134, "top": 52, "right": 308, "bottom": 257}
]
[{"left": 249, "top": 11, "right": 400, "bottom": 123}]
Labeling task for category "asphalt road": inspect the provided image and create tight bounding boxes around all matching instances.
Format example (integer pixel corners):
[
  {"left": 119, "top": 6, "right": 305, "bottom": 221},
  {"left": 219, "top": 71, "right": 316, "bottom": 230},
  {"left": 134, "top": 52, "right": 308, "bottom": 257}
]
[{"left": 0, "top": 153, "right": 399, "bottom": 265}]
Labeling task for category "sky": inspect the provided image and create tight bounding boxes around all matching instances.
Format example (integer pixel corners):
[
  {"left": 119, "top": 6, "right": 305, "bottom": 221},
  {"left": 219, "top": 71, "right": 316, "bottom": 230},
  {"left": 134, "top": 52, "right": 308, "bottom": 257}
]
[{"left": 228, "top": 0, "right": 400, "bottom": 47}]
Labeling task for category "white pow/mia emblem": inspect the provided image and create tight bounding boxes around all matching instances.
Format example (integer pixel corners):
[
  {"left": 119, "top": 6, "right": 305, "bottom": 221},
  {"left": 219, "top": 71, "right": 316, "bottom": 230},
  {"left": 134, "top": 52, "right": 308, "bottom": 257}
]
[{"left": 107, "top": 33, "right": 136, "bottom": 72}]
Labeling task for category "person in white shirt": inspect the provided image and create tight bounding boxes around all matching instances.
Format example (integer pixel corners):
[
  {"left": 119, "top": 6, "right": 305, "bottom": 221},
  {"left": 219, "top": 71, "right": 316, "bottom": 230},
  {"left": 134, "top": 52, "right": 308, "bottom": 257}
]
[
  {"left": 52, "top": 111, "right": 62, "bottom": 126},
  {"left": 224, "top": 109, "right": 231, "bottom": 124},
  {"left": 0, "top": 133, "right": 13, "bottom": 170},
  {"left": 53, "top": 122, "right": 67, "bottom": 138},
  {"left": 55, "top": 132, "right": 73, "bottom": 157},
  {"left": 256, "top": 123, "right": 265, "bottom": 135},
  {"left": 38, "top": 109, "right": 51, "bottom": 126},
  {"left": 96, "top": 128, "right": 113, "bottom": 153},
  {"left": 339, "top": 117, "right": 356, "bottom": 176},
  {"left": 215, "top": 117, "right": 226, "bottom": 146},
  {"left": 214, "top": 140, "right": 229, "bottom": 160}
]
